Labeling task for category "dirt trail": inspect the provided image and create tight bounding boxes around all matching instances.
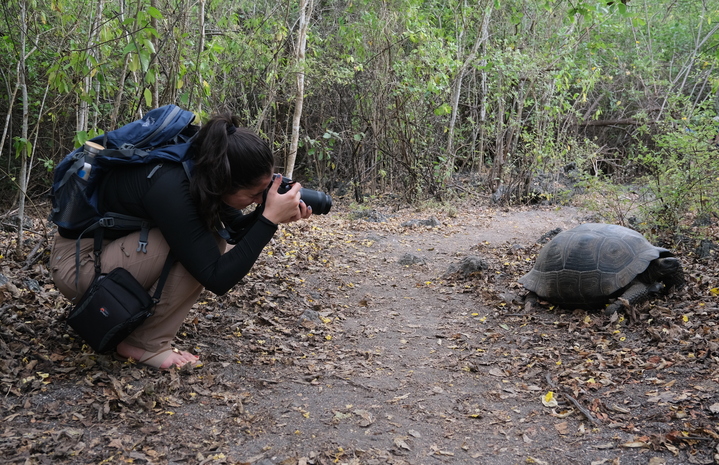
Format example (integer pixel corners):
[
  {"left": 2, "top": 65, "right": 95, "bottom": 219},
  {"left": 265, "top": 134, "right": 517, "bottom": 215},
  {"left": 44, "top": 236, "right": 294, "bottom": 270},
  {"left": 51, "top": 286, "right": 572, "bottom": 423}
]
[
  {"left": 228, "top": 204, "right": 714, "bottom": 465},
  {"left": 233, "top": 205, "right": 593, "bottom": 464}
]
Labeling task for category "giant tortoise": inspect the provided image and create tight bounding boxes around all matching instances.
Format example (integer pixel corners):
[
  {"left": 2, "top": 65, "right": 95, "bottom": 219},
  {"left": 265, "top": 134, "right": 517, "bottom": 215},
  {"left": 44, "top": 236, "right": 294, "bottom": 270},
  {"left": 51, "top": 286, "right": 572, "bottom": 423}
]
[{"left": 518, "top": 223, "right": 684, "bottom": 315}]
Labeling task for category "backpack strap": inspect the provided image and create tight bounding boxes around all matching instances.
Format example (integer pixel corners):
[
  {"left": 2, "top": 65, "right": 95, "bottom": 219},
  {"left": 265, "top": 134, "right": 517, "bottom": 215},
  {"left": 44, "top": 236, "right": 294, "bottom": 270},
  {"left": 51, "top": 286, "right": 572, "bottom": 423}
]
[
  {"left": 137, "top": 221, "right": 152, "bottom": 253},
  {"left": 57, "top": 157, "right": 87, "bottom": 191},
  {"left": 73, "top": 213, "right": 154, "bottom": 294},
  {"left": 182, "top": 159, "right": 193, "bottom": 179},
  {"left": 97, "top": 213, "right": 154, "bottom": 253}
]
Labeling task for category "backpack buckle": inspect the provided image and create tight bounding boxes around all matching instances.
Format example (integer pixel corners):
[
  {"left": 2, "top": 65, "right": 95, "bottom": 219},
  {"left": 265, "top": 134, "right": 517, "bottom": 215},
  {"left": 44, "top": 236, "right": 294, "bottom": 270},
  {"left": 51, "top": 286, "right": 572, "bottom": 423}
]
[
  {"left": 136, "top": 221, "right": 151, "bottom": 253},
  {"left": 99, "top": 217, "right": 115, "bottom": 228}
]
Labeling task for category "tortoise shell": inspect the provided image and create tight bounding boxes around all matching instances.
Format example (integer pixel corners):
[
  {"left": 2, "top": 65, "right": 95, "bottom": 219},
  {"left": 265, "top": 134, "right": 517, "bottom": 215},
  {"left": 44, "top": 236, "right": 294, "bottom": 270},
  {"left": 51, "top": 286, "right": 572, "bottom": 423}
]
[{"left": 518, "top": 223, "right": 672, "bottom": 309}]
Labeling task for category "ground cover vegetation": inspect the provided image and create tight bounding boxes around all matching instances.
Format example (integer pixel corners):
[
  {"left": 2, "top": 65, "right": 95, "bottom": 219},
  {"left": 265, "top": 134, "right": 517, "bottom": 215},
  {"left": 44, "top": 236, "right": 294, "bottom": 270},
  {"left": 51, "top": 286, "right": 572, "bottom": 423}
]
[{"left": 1, "top": 0, "right": 719, "bottom": 463}]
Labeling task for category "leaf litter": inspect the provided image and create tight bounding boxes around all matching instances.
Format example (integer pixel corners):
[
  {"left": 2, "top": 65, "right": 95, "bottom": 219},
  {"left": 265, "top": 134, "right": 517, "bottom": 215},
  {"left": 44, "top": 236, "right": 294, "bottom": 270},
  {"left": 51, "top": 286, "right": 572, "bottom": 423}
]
[{"left": 1, "top": 201, "right": 718, "bottom": 464}]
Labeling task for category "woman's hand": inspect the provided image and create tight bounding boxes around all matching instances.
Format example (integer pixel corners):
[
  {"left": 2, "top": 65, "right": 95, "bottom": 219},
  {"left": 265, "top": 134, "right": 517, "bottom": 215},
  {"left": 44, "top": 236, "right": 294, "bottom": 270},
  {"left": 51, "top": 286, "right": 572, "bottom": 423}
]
[{"left": 262, "top": 175, "right": 313, "bottom": 224}]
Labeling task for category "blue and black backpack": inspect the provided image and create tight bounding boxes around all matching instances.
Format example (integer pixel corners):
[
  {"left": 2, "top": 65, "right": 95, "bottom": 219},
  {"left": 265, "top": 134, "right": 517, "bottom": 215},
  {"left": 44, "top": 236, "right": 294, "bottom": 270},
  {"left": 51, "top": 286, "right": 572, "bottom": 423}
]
[{"left": 49, "top": 105, "right": 197, "bottom": 248}]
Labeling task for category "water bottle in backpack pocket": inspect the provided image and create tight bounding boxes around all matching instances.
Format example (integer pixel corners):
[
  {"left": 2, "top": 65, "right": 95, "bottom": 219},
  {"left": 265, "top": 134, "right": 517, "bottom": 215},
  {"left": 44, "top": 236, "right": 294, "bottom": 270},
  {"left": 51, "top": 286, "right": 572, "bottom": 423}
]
[
  {"left": 50, "top": 141, "right": 107, "bottom": 233},
  {"left": 76, "top": 141, "right": 103, "bottom": 181}
]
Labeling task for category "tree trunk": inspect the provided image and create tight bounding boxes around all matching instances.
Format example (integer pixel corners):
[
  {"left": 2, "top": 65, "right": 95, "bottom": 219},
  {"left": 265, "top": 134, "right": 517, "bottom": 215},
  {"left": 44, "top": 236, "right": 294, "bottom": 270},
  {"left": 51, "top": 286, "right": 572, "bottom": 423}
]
[
  {"left": 78, "top": 0, "right": 104, "bottom": 133},
  {"left": 444, "top": 3, "right": 493, "bottom": 180},
  {"left": 285, "top": 0, "right": 314, "bottom": 180},
  {"left": 15, "top": 0, "right": 28, "bottom": 256},
  {"left": 477, "top": 4, "right": 491, "bottom": 176},
  {"left": 195, "top": 0, "right": 205, "bottom": 113},
  {"left": 151, "top": 0, "right": 159, "bottom": 107}
]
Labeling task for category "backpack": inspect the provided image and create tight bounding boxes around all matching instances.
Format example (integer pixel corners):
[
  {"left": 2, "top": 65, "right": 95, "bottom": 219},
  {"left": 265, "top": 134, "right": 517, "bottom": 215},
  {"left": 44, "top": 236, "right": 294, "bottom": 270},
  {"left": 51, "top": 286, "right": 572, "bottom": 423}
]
[{"left": 49, "top": 105, "right": 197, "bottom": 248}]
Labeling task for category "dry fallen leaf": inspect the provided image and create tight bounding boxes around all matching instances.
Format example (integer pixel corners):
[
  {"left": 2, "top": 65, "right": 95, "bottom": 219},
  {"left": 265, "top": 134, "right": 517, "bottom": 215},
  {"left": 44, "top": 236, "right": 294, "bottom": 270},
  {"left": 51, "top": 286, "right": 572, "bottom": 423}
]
[
  {"left": 393, "top": 437, "right": 411, "bottom": 450},
  {"left": 353, "top": 409, "right": 375, "bottom": 427},
  {"left": 554, "top": 422, "right": 569, "bottom": 435},
  {"left": 620, "top": 441, "right": 650, "bottom": 448},
  {"left": 388, "top": 393, "right": 410, "bottom": 403}
]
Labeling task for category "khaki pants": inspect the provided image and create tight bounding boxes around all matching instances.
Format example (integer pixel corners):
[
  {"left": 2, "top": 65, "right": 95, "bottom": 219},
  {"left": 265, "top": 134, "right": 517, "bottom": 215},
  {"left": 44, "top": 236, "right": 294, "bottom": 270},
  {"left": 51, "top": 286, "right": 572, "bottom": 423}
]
[{"left": 50, "top": 229, "right": 225, "bottom": 353}]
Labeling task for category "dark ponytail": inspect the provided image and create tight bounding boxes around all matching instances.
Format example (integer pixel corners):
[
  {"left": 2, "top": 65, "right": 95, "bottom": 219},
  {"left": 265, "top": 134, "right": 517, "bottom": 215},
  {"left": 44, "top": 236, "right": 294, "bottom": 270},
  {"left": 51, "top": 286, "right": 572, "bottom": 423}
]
[{"left": 189, "top": 113, "right": 275, "bottom": 228}]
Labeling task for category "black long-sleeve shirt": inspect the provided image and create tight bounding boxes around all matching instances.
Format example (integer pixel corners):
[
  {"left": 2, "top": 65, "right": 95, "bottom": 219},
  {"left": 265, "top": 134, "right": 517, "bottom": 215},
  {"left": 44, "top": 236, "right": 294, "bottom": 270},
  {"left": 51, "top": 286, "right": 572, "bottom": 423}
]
[{"left": 59, "top": 162, "right": 276, "bottom": 295}]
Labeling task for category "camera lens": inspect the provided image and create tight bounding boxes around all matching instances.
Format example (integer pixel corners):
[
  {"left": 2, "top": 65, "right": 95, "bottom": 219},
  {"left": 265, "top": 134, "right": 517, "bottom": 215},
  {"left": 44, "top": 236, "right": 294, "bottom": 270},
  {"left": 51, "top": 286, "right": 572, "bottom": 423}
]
[
  {"left": 271, "top": 177, "right": 332, "bottom": 215},
  {"left": 300, "top": 188, "right": 332, "bottom": 215}
]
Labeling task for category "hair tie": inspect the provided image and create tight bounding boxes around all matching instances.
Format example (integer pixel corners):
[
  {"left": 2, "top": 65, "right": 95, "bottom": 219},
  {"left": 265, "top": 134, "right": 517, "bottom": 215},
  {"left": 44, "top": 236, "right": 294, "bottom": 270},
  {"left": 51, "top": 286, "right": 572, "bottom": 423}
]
[{"left": 226, "top": 125, "right": 237, "bottom": 135}]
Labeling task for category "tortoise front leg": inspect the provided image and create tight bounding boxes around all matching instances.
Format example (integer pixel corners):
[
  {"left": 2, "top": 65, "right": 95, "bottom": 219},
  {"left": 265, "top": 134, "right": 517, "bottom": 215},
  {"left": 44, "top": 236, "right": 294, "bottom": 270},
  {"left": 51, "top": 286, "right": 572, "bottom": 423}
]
[{"left": 604, "top": 281, "right": 664, "bottom": 317}]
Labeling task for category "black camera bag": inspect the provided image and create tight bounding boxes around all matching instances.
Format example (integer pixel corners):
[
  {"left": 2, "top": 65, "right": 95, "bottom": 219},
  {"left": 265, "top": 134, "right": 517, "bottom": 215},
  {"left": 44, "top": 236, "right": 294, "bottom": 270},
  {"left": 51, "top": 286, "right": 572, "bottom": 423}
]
[
  {"left": 66, "top": 231, "right": 174, "bottom": 354},
  {"left": 67, "top": 268, "right": 153, "bottom": 353}
]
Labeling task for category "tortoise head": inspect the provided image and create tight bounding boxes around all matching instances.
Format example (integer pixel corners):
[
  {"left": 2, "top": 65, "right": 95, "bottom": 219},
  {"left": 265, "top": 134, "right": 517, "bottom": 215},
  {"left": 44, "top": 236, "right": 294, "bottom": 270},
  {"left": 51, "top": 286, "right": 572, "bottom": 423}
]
[{"left": 647, "top": 257, "right": 685, "bottom": 289}]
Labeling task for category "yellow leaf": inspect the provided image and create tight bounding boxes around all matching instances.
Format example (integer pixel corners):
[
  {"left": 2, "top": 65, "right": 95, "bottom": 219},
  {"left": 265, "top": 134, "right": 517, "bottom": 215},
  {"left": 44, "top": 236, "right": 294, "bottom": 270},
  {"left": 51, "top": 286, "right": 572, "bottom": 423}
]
[{"left": 542, "top": 391, "right": 558, "bottom": 407}]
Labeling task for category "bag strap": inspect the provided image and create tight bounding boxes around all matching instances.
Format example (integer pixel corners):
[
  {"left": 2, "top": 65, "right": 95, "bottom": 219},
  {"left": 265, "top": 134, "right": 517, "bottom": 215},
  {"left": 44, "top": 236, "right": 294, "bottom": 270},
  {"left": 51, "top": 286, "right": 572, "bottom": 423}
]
[
  {"left": 152, "top": 252, "right": 176, "bottom": 304},
  {"left": 74, "top": 227, "right": 176, "bottom": 305},
  {"left": 72, "top": 222, "right": 103, "bottom": 293}
]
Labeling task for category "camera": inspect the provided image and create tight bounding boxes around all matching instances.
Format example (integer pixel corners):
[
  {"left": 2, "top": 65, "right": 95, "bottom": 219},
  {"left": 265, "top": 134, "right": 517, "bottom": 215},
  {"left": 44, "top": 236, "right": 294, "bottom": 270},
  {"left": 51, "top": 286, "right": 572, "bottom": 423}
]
[
  {"left": 274, "top": 176, "right": 332, "bottom": 215},
  {"left": 222, "top": 176, "right": 332, "bottom": 245}
]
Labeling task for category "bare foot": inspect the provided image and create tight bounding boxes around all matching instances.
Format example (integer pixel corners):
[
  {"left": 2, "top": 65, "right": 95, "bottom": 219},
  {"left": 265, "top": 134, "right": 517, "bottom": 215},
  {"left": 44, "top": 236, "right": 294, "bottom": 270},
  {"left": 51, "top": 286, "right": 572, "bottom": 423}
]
[{"left": 116, "top": 341, "right": 199, "bottom": 369}]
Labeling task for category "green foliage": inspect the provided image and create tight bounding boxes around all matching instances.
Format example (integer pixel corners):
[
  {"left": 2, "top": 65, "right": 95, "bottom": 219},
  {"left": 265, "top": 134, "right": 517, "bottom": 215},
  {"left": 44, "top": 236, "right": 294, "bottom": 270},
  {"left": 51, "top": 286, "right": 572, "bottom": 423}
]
[
  {"left": 631, "top": 117, "right": 719, "bottom": 231},
  {"left": 13, "top": 137, "right": 32, "bottom": 159},
  {"left": 40, "top": 158, "right": 55, "bottom": 172},
  {"left": 0, "top": 0, "right": 717, "bottom": 239},
  {"left": 575, "top": 174, "right": 645, "bottom": 226},
  {"left": 73, "top": 128, "right": 104, "bottom": 149}
]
